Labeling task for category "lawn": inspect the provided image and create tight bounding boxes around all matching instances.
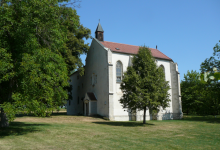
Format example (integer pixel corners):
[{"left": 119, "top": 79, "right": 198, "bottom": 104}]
[{"left": 0, "top": 113, "right": 220, "bottom": 150}]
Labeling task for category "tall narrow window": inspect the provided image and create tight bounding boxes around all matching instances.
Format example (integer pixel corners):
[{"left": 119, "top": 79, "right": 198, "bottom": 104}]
[
  {"left": 159, "top": 65, "right": 165, "bottom": 79},
  {"left": 95, "top": 75, "right": 97, "bottom": 84},
  {"left": 92, "top": 74, "right": 95, "bottom": 86},
  {"left": 116, "top": 61, "right": 122, "bottom": 83}
]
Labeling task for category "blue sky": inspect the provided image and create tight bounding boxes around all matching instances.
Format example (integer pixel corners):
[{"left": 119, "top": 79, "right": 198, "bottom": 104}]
[{"left": 72, "top": 0, "right": 220, "bottom": 81}]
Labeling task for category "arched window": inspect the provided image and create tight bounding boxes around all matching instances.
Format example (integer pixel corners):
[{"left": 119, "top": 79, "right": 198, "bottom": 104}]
[
  {"left": 116, "top": 61, "right": 123, "bottom": 83},
  {"left": 159, "top": 65, "right": 165, "bottom": 79}
]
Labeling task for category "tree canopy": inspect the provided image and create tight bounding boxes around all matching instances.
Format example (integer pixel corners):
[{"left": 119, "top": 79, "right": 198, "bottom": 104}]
[
  {"left": 181, "top": 41, "right": 220, "bottom": 116},
  {"left": 119, "top": 46, "right": 170, "bottom": 124},
  {"left": 201, "top": 41, "right": 220, "bottom": 74},
  {"left": 0, "top": 0, "right": 90, "bottom": 127},
  {"left": 199, "top": 40, "right": 220, "bottom": 115},
  {"left": 181, "top": 70, "right": 202, "bottom": 115}
]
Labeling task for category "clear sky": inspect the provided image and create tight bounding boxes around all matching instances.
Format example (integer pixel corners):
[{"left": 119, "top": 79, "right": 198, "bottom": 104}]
[{"left": 71, "top": 0, "right": 220, "bottom": 81}]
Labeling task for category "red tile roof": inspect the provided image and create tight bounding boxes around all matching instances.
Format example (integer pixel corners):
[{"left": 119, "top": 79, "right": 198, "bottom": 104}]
[{"left": 100, "top": 41, "right": 172, "bottom": 61}]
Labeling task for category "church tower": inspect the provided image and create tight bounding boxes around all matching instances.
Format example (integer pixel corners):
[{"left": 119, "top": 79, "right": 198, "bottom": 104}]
[{"left": 95, "top": 22, "right": 104, "bottom": 41}]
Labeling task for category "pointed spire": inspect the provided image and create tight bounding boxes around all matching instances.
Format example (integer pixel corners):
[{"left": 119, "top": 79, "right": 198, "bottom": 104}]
[
  {"left": 95, "top": 22, "right": 104, "bottom": 41},
  {"left": 96, "top": 22, "right": 104, "bottom": 32}
]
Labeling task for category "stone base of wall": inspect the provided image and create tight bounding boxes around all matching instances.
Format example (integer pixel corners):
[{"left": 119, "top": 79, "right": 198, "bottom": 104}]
[
  {"left": 153, "top": 113, "right": 183, "bottom": 120},
  {"left": 110, "top": 113, "right": 183, "bottom": 121}
]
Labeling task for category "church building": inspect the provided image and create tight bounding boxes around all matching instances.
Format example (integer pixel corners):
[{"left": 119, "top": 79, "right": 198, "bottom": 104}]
[{"left": 67, "top": 23, "right": 182, "bottom": 121}]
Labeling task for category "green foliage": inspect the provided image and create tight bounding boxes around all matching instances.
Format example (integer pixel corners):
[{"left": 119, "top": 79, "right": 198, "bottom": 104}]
[
  {"left": 0, "top": 48, "right": 14, "bottom": 83},
  {"left": 181, "top": 70, "right": 203, "bottom": 115},
  {"left": 182, "top": 41, "right": 220, "bottom": 116},
  {"left": 120, "top": 46, "right": 170, "bottom": 123},
  {"left": 0, "top": 0, "right": 90, "bottom": 124},
  {"left": 182, "top": 73, "right": 220, "bottom": 116},
  {"left": 201, "top": 40, "right": 220, "bottom": 74},
  {"left": 200, "top": 41, "right": 220, "bottom": 115},
  {"left": 59, "top": 6, "right": 91, "bottom": 74}
]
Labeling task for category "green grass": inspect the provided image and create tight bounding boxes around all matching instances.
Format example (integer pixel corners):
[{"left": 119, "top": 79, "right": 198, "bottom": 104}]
[{"left": 0, "top": 114, "right": 220, "bottom": 150}]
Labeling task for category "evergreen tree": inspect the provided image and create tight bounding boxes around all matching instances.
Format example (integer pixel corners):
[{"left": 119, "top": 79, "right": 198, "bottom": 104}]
[
  {"left": 0, "top": 0, "right": 90, "bottom": 127},
  {"left": 119, "top": 46, "right": 170, "bottom": 124}
]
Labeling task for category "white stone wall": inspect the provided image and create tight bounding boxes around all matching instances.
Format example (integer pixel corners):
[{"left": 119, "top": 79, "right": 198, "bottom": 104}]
[
  {"left": 110, "top": 52, "right": 179, "bottom": 121},
  {"left": 170, "top": 62, "right": 183, "bottom": 119},
  {"left": 156, "top": 59, "right": 173, "bottom": 118},
  {"left": 90, "top": 101, "right": 97, "bottom": 115},
  {"left": 111, "top": 52, "right": 131, "bottom": 121},
  {"left": 67, "top": 72, "right": 81, "bottom": 115},
  {"left": 68, "top": 38, "right": 110, "bottom": 117}
]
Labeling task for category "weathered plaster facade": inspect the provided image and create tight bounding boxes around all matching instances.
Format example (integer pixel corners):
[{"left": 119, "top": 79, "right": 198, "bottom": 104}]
[{"left": 67, "top": 23, "right": 182, "bottom": 121}]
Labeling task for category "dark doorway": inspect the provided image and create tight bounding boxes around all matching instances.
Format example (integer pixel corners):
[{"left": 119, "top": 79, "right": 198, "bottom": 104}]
[{"left": 86, "top": 103, "right": 89, "bottom": 116}]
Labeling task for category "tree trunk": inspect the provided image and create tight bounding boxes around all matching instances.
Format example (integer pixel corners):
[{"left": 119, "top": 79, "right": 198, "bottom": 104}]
[
  {"left": 143, "top": 107, "right": 146, "bottom": 124},
  {"left": 1, "top": 107, "right": 9, "bottom": 127}
]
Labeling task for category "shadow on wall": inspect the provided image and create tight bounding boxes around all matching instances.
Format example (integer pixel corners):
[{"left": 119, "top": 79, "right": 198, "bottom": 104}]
[
  {"left": 160, "top": 112, "right": 183, "bottom": 120},
  {"left": 129, "top": 113, "right": 183, "bottom": 121},
  {"left": 92, "top": 121, "right": 155, "bottom": 127},
  {"left": 0, "top": 122, "right": 50, "bottom": 138}
]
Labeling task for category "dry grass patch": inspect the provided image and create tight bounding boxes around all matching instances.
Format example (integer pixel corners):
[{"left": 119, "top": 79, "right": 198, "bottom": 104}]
[{"left": 0, "top": 114, "right": 220, "bottom": 150}]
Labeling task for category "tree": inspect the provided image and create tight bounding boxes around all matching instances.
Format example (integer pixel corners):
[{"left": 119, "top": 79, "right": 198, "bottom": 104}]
[
  {"left": 119, "top": 46, "right": 170, "bottom": 124},
  {"left": 201, "top": 40, "right": 220, "bottom": 81},
  {"left": 199, "top": 41, "right": 220, "bottom": 115},
  {"left": 181, "top": 70, "right": 202, "bottom": 115},
  {"left": 0, "top": 0, "right": 90, "bottom": 127},
  {"left": 180, "top": 41, "right": 220, "bottom": 116},
  {"left": 200, "top": 41, "right": 220, "bottom": 73},
  {"left": 59, "top": 5, "right": 91, "bottom": 75}
]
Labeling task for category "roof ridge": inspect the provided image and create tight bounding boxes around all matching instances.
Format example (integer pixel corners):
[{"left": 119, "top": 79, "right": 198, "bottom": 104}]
[
  {"left": 151, "top": 48, "right": 172, "bottom": 60},
  {"left": 103, "top": 41, "right": 140, "bottom": 47},
  {"left": 103, "top": 41, "right": 157, "bottom": 50}
]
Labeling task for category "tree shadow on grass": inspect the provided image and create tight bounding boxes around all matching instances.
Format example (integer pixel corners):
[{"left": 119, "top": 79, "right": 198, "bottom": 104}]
[
  {"left": 15, "top": 113, "right": 34, "bottom": 117},
  {"left": 92, "top": 121, "right": 155, "bottom": 127},
  {"left": 15, "top": 112, "right": 67, "bottom": 118},
  {"left": 51, "top": 112, "right": 67, "bottom": 116},
  {"left": 0, "top": 121, "right": 49, "bottom": 138},
  {"left": 182, "top": 115, "right": 220, "bottom": 124}
]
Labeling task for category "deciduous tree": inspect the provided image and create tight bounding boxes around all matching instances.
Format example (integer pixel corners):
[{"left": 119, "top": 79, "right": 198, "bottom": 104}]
[
  {"left": 199, "top": 41, "right": 220, "bottom": 115},
  {"left": 181, "top": 70, "right": 201, "bottom": 115},
  {"left": 0, "top": 0, "right": 90, "bottom": 127},
  {"left": 181, "top": 41, "right": 220, "bottom": 116},
  {"left": 119, "top": 46, "right": 170, "bottom": 124}
]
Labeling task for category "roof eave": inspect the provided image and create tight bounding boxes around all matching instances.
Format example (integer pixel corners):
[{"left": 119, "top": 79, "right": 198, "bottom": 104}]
[{"left": 111, "top": 50, "right": 173, "bottom": 61}]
